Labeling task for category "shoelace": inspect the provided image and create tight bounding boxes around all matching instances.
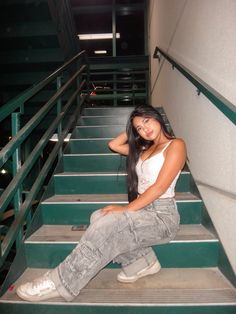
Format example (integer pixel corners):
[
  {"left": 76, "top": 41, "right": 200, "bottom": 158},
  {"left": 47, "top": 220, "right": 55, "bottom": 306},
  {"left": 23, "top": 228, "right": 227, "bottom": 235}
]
[{"left": 31, "top": 273, "right": 55, "bottom": 293}]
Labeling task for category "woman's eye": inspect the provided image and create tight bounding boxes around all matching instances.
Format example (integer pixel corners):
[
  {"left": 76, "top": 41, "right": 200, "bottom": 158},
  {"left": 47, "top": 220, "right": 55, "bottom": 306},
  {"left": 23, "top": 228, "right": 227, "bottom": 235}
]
[{"left": 144, "top": 118, "right": 149, "bottom": 124}]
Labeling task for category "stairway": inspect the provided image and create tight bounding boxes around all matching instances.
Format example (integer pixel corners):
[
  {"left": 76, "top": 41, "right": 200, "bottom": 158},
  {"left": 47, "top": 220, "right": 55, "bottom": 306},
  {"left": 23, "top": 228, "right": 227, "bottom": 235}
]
[{"left": 0, "top": 106, "right": 235, "bottom": 313}]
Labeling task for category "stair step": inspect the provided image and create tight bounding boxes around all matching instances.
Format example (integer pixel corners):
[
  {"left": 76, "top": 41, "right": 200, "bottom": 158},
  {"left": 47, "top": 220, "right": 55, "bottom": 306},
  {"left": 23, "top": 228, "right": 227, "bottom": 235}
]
[
  {"left": 82, "top": 106, "right": 165, "bottom": 117},
  {"left": 71, "top": 125, "right": 125, "bottom": 138},
  {"left": 65, "top": 139, "right": 112, "bottom": 154},
  {"left": 78, "top": 115, "right": 169, "bottom": 126},
  {"left": 78, "top": 116, "right": 127, "bottom": 125},
  {"left": 2, "top": 268, "right": 235, "bottom": 307},
  {"left": 62, "top": 154, "right": 126, "bottom": 172},
  {"left": 82, "top": 106, "right": 135, "bottom": 116},
  {"left": 41, "top": 192, "right": 203, "bottom": 225},
  {"left": 53, "top": 171, "right": 191, "bottom": 194},
  {"left": 43, "top": 192, "right": 200, "bottom": 203},
  {"left": 26, "top": 224, "right": 217, "bottom": 243},
  {"left": 23, "top": 224, "right": 219, "bottom": 268}
]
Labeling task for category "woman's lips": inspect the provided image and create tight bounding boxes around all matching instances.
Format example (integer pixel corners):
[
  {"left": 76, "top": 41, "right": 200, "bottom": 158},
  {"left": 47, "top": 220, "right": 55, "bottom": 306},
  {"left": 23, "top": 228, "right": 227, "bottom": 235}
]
[{"left": 146, "top": 131, "right": 153, "bottom": 137}]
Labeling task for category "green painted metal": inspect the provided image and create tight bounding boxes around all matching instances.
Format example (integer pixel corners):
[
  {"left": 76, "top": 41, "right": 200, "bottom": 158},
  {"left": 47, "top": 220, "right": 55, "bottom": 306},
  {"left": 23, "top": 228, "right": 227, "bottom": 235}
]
[
  {"left": 41, "top": 201, "right": 203, "bottom": 225},
  {"left": 63, "top": 155, "right": 126, "bottom": 172},
  {"left": 219, "top": 244, "right": 236, "bottom": 287},
  {"left": 25, "top": 241, "right": 219, "bottom": 268},
  {"left": 0, "top": 80, "right": 86, "bottom": 214},
  {"left": 90, "top": 92, "right": 147, "bottom": 100},
  {"left": 1, "top": 304, "right": 236, "bottom": 314},
  {"left": 0, "top": 67, "right": 86, "bottom": 168},
  {"left": 11, "top": 112, "right": 23, "bottom": 249},
  {"left": 72, "top": 125, "right": 125, "bottom": 138},
  {"left": 82, "top": 106, "right": 134, "bottom": 116},
  {"left": 53, "top": 172, "right": 192, "bottom": 194},
  {"left": 0, "top": 49, "right": 89, "bottom": 268},
  {"left": 0, "top": 91, "right": 86, "bottom": 267},
  {"left": 65, "top": 139, "right": 112, "bottom": 154},
  {"left": 154, "top": 47, "right": 236, "bottom": 125},
  {"left": 78, "top": 116, "right": 127, "bottom": 125},
  {"left": 57, "top": 76, "right": 63, "bottom": 159}
]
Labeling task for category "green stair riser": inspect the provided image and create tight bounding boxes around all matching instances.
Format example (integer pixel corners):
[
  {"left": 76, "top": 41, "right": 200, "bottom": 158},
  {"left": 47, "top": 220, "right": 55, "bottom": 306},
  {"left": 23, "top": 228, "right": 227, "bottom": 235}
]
[
  {"left": 82, "top": 107, "right": 135, "bottom": 116},
  {"left": 24, "top": 242, "right": 219, "bottom": 268},
  {"left": 89, "top": 93, "right": 147, "bottom": 100},
  {"left": 65, "top": 139, "right": 112, "bottom": 154},
  {"left": 82, "top": 107, "right": 165, "bottom": 118},
  {"left": 78, "top": 116, "right": 168, "bottom": 126},
  {"left": 63, "top": 155, "right": 126, "bottom": 172},
  {"left": 72, "top": 126, "right": 125, "bottom": 138},
  {"left": 53, "top": 173, "right": 191, "bottom": 194},
  {"left": 1, "top": 304, "right": 235, "bottom": 314},
  {"left": 78, "top": 116, "right": 127, "bottom": 125},
  {"left": 40, "top": 202, "right": 203, "bottom": 225}
]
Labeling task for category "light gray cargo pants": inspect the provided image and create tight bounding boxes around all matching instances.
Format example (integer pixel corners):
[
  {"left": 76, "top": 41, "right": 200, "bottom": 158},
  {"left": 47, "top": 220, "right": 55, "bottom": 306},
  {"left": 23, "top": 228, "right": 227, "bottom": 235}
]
[{"left": 50, "top": 198, "right": 180, "bottom": 301}]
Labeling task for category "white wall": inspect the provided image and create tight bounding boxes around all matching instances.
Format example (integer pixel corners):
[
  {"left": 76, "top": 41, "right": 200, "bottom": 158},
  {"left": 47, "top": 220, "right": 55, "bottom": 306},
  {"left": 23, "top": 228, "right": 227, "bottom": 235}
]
[{"left": 148, "top": 0, "right": 236, "bottom": 272}]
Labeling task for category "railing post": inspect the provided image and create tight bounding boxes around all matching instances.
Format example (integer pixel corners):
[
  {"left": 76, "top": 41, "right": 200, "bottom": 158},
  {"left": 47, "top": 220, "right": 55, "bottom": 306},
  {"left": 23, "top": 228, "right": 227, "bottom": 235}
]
[
  {"left": 11, "top": 112, "right": 23, "bottom": 249},
  {"left": 57, "top": 76, "right": 62, "bottom": 157},
  {"left": 0, "top": 226, "right": 2, "bottom": 259},
  {"left": 76, "top": 60, "right": 81, "bottom": 110}
]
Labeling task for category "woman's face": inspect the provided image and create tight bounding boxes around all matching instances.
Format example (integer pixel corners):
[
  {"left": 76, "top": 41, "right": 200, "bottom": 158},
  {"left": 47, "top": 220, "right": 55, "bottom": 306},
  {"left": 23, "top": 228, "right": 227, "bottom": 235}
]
[{"left": 132, "top": 116, "right": 162, "bottom": 141}]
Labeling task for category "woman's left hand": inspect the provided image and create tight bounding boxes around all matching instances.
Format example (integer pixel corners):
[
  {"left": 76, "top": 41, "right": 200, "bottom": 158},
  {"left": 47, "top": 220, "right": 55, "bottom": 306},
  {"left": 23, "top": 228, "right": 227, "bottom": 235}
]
[{"left": 101, "top": 205, "right": 127, "bottom": 215}]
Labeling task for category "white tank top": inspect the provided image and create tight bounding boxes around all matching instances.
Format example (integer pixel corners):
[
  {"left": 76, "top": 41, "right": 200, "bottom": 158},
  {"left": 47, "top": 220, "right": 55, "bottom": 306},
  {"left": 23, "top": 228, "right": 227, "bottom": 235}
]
[{"left": 136, "top": 141, "right": 180, "bottom": 198}]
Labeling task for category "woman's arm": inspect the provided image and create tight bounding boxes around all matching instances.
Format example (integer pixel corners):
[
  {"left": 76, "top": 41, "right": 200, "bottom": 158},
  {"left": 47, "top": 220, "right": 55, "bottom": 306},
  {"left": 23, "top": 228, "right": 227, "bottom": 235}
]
[
  {"left": 108, "top": 132, "right": 129, "bottom": 156},
  {"left": 102, "top": 138, "right": 186, "bottom": 214}
]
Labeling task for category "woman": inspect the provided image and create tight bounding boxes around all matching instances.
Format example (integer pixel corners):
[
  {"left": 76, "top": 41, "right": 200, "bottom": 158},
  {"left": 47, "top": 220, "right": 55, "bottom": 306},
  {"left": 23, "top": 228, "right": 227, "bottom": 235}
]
[{"left": 16, "top": 105, "right": 186, "bottom": 302}]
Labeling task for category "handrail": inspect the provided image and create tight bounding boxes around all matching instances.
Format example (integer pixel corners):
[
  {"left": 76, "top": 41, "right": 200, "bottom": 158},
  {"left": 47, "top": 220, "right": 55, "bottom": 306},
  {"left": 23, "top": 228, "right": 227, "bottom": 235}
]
[
  {"left": 0, "top": 49, "right": 89, "bottom": 267},
  {"left": 153, "top": 46, "right": 236, "bottom": 125},
  {"left": 0, "top": 65, "right": 86, "bottom": 168}
]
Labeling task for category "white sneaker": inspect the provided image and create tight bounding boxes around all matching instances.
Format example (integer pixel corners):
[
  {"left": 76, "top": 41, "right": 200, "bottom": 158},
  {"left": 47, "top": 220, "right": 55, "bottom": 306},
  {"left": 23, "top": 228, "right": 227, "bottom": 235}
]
[
  {"left": 16, "top": 272, "right": 60, "bottom": 302},
  {"left": 117, "top": 260, "right": 161, "bottom": 283}
]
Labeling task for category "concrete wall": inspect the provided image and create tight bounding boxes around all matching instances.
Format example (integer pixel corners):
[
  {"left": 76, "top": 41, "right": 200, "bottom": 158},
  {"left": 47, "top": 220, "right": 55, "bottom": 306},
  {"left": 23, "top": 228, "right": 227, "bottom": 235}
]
[{"left": 148, "top": 0, "right": 236, "bottom": 272}]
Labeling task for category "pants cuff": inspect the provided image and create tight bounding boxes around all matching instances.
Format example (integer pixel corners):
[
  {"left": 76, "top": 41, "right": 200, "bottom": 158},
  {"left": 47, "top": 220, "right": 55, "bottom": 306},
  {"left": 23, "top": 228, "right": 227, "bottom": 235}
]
[
  {"left": 50, "top": 268, "right": 75, "bottom": 302},
  {"left": 122, "top": 250, "right": 157, "bottom": 276}
]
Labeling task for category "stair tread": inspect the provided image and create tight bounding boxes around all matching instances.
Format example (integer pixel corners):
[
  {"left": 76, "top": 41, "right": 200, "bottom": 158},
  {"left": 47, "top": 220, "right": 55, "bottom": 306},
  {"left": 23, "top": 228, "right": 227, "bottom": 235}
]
[
  {"left": 54, "top": 171, "right": 127, "bottom": 176},
  {"left": 43, "top": 192, "right": 201, "bottom": 204},
  {"left": 25, "top": 224, "right": 217, "bottom": 243},
  {"left": 54, "top": 170, "right": 189, "bottom": 176},
  {"left": 2, "top": 268, "right": 236, "bottom": 305}
]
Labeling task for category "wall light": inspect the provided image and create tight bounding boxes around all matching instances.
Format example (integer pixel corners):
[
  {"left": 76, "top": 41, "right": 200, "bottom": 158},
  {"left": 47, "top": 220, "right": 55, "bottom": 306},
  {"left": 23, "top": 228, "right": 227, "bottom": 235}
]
[
  {"left": 78, "top": 33, "right": 120, "bottom": 40},
  {"left": 94, "top": 50, "right": 107, "bottom": 54}
]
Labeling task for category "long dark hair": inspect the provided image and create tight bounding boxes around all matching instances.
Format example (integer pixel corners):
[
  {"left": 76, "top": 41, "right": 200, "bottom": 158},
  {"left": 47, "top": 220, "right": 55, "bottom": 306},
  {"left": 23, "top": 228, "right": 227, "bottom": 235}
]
[{"left": 126, "top": 105, "right": 173, "bottom": 202}]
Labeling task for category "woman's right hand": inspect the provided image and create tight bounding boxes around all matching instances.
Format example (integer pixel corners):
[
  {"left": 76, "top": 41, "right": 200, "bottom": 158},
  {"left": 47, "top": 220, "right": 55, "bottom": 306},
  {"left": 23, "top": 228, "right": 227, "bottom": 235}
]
[{"left": 108, "top": 132, "right": 129, "bottom": 155}]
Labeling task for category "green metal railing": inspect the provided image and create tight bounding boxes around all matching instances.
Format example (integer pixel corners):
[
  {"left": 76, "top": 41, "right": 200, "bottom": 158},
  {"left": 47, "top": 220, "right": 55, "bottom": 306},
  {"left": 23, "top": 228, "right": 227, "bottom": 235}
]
[
  {"left": 153, "top": 46, "right": 236, "bottom": 125},
  {"left": 86, "top": 56, "right": 149, "bottom": 106},
  {"left": 0, "top": 50, "right": 89, "bottom": 267}
]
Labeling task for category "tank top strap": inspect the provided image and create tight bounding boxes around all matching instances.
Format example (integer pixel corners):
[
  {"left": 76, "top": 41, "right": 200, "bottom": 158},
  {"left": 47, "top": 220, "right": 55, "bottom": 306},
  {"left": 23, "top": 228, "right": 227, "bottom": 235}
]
[{"left": 160, "top": 140, "right": 173, "bottom": 154}]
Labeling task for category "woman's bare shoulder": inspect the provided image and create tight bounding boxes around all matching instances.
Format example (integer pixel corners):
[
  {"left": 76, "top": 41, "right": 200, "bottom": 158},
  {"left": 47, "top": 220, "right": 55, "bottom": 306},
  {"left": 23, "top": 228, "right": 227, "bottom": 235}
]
[
  {"left": 167, "top": 138, "right": 186, "bottom": 154},
  {"left": 170, "top": 138, "right": 186, "bottom": 147}
]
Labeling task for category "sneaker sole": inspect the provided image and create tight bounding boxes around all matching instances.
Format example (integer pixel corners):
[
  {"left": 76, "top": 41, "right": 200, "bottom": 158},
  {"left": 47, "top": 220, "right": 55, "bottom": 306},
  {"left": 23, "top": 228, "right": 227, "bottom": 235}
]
[
  {"left": 16, "top": 287, "right": 60, "bottom": 302},
  {"left": 117, "top": 262, "right": 161, "bottom": 283}
]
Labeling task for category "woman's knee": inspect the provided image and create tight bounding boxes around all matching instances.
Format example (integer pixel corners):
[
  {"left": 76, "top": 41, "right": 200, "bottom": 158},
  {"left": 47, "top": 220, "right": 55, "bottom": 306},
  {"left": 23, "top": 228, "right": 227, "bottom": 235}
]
[{"left": 90, "top": 209, "right": 104, "bottom": 224}]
